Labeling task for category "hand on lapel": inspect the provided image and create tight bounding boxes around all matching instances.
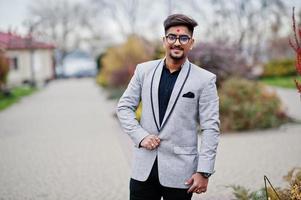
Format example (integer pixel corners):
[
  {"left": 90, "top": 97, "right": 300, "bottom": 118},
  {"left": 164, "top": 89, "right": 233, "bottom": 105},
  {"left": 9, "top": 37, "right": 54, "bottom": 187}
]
[{"left": 182, "top": 92, "right": 195, "bottom": 98}]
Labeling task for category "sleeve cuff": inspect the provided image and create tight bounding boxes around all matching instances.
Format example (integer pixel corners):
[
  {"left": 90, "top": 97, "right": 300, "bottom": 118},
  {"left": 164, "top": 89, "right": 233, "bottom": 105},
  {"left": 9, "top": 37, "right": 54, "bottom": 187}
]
[
  {"left": 197, "top": 159, "right": 216, "bottom": 174},
  {"left": 131, "top": 127, "right": 149, "bottom": 148}
]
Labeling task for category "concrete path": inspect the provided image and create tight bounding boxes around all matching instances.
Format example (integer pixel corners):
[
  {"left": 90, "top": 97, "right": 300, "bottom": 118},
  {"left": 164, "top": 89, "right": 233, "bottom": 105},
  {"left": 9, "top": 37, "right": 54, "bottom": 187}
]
[
  {"left": 273, "top": 87, "right": 301, "bottom": 121},
  {"left": 0, "top": 78, "right": 130, "bottom": 200},
  {"left": 0, "top": 79, "right": 300, "bottom": 200}
]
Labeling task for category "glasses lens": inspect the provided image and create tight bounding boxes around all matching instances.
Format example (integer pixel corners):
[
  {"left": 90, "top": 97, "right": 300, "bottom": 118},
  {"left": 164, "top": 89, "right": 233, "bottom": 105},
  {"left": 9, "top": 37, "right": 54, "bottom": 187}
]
[
  {"left": 179, "top": 36, "right": 190, "bottom": 44},
  {"left": 167, "top": 34, "right": 176, "bottom": 44},
  {"left": 166, "top": 34, "right": 190, "bottom": 44}
]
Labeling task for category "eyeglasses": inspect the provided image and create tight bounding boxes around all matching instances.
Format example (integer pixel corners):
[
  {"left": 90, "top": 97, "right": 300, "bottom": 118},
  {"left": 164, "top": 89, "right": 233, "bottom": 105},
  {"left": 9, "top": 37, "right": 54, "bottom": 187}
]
[{"left": 165, "top": 34, "right": 191, "bottom": 45}]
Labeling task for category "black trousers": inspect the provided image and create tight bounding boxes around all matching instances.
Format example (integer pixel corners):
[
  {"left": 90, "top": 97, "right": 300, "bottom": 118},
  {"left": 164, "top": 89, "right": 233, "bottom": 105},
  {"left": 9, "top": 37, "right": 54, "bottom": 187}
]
[{"left": 130, "top": 158, "right": 193, "bottom": 200}]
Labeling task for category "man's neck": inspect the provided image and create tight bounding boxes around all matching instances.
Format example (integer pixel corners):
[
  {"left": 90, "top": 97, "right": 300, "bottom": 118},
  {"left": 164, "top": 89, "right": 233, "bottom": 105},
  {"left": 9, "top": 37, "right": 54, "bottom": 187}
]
[{"left": 165, "top": 57, "right": 186, "bottom": 73}]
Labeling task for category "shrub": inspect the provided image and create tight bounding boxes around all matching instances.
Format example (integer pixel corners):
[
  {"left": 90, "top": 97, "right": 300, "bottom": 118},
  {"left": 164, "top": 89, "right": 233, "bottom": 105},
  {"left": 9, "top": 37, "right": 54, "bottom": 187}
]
[
  {"left": 96, "top": 35, "right": 154, "bottom": 88},
  {"left": 275, "top": 167, "right": 301, "bottom": 200},
  {"left": 228, "top": 185, "right": 266, "bottom": 200},
  {"left": 188, "top": 42, "right": 250, "bottom": 86},
  {"left": 262, "top": 59, "right": 296, "bottom": 77},
  {"left": 153, "top": 41, "right": 165, "bottom": 60},
  {"left": 219, "top": 77, "right": 288, "bottom": 132},
  {"left": 0, "top": 51, "right": 9, "bottom": 93}
]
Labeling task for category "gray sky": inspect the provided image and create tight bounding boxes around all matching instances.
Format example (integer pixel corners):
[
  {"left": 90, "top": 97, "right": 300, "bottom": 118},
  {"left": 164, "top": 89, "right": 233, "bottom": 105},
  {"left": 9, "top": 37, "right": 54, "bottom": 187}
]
[
  {"left": 1, "top": 0, "right": 301, "bottom": 39},
  {"left": 0, "top": 0, "right": 31, "bottom": 34},
  {"left": 0, "top": 0, "right": 85, "bottom": 34}
]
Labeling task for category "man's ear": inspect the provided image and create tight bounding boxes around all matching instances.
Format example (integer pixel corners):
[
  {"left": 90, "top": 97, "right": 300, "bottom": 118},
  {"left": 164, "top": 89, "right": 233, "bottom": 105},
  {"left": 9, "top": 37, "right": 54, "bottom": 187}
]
[
  {"left": 190, "top": 38, "right": 195, "bottom": 50},
  {"left": 162, "top": 37, "right": 166, "bottom": 48}
]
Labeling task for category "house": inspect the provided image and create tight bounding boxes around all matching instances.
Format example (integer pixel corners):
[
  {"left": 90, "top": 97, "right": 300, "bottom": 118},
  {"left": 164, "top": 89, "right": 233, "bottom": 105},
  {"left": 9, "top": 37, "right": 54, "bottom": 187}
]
[{"left": 0, "top": 32, "right": 55, "bottom": 87}]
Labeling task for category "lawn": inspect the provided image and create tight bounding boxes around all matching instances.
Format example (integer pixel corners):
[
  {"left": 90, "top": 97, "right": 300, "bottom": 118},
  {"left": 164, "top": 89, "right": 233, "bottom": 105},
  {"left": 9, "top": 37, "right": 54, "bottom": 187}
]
[
  {"left": 0, "top": 86, "right": 37, "bottom": 111},
  {"left": 259, "top": 76, "right": 301, "bottom": 89}
]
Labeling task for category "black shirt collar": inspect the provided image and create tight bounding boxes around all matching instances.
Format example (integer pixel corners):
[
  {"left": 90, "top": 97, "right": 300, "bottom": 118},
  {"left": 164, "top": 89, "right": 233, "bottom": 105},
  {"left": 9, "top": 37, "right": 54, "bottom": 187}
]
[{"left": 163, "top": 61, "right": 182, "bottom": 75}]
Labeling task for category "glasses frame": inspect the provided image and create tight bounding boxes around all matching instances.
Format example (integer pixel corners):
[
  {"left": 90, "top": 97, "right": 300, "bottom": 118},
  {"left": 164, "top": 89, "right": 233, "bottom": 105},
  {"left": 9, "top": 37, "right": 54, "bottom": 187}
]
[{"left": 165, "top": 34, "right": 191, "bottom": 45}]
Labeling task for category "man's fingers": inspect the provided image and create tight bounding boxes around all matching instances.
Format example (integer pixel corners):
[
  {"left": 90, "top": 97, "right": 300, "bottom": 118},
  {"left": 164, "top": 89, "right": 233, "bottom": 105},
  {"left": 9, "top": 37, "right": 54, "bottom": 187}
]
[
  {"left": 141, "top": 135, "right": 161, "bottom": 150},
  {"left": 145, "top": 140, "right": 156, "bottom": 150},
  {"left": 194, "top": 187, "right": 207, "bottom": 194},
  {"left": 187, "top": 184, "right": 197, "bottom": 193},
  {"left": 148, "top": 140, "right": 157, "bottom": 147},
  {"left": 148, "top": 136, "right": 160, "bottom": 148},
  {"left": 194, "top": 187, "right": 201, "bottom": 193},
  {"left": 150, "top": 138, "right": 160, "bottom": 146},
  {"left": 185, "top": 177, "right": 193, "bottom": 185}
]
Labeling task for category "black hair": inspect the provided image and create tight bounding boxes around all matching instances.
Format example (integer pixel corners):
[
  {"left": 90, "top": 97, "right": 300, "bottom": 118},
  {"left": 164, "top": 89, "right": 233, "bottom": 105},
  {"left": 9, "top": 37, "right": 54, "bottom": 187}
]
[{"left": 164, "top": 14, "right": 198, "bottom": 35}]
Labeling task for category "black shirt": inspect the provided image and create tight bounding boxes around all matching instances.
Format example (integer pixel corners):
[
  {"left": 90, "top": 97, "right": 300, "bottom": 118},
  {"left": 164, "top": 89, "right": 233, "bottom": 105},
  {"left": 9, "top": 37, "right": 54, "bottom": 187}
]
[{"left": 158, "top": 63, "right": 181, "bottom": 125}]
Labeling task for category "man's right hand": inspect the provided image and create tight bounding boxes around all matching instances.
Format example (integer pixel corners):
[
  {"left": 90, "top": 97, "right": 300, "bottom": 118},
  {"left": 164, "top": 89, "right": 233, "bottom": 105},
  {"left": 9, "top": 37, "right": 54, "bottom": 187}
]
[{"left": 140, "top": 135, "right": 160, "bottom": 150}]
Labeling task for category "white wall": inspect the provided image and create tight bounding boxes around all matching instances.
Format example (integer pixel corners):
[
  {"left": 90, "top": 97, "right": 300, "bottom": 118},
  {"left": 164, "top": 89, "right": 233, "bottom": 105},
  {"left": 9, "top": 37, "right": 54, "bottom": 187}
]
[{"left": 6, "top": 49, "right": 54, "bottom": 87}]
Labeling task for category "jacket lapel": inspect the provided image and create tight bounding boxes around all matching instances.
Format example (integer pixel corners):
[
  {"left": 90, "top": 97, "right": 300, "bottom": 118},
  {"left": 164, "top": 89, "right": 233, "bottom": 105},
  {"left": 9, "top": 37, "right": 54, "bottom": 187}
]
[
  {"left": 160, "top": 59, "right": 191, "bottom": 130},
  {"left": 150, "top": 59, "right": 164, "bottom": 132}
]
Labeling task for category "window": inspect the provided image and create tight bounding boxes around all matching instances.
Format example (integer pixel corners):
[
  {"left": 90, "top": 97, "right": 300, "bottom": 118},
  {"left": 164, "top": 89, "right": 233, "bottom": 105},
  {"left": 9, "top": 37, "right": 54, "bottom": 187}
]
[{"left": 10, "top": 57, "right": 18, "bottom": 70}]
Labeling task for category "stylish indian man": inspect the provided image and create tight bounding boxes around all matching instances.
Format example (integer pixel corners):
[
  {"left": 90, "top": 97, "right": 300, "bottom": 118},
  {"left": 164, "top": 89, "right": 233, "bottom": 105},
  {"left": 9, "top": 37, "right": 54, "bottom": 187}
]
[{"left": 117, "top": 14, "right": 220, "bottom": 200}]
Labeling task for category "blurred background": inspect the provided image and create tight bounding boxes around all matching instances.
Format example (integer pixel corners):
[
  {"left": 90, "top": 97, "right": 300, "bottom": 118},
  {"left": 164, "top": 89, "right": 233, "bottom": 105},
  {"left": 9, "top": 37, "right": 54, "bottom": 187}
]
[{"left": 1, "top": 0, "right": 301, "bottom": 199}]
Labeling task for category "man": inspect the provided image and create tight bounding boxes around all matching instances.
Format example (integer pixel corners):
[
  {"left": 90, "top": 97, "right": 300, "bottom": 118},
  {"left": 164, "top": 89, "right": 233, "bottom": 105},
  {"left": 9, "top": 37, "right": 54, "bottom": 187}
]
[{"left": 116, "top": 14, "right": 220, "bottom": 200}]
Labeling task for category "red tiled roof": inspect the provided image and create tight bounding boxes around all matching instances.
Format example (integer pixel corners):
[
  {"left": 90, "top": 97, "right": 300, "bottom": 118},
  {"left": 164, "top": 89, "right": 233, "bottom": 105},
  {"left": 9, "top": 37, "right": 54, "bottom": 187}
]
[{"left": 0, "top": 32, "right": 55, "bottom": 50}]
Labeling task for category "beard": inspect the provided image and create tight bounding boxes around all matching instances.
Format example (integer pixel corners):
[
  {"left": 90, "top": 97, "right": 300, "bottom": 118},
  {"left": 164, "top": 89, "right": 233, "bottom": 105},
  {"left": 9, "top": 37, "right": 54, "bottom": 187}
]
[{"left": 169, "top": 47, "right": 185, "bottom": 60}]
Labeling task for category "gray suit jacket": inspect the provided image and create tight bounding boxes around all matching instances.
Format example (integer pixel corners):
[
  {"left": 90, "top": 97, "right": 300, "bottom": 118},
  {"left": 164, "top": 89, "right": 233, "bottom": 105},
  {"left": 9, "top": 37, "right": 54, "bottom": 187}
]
[{"left": 116, "top": 58, "right": 220, "bottom": 189}]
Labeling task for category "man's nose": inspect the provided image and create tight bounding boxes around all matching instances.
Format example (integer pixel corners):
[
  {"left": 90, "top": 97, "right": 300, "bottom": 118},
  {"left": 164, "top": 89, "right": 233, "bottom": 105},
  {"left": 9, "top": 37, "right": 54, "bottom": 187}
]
[{"left": 174, "top": 38, "right": 181, "bottom": 46}]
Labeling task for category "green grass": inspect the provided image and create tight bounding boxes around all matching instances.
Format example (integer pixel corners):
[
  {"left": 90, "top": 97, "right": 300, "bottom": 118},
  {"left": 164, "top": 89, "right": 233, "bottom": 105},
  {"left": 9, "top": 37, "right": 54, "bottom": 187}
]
[
  {"left": 259, "top": 76, "right": 301, "bottom": 88},
  {"left": 0, "top": 86, "right": 37, "bottom": 111}
]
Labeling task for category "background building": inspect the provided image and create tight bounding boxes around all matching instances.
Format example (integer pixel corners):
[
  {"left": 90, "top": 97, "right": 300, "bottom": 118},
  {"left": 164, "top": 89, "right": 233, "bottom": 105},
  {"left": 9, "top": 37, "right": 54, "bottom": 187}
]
[{"left": 0, "top": 32, "right": 55, "bottom": 87}]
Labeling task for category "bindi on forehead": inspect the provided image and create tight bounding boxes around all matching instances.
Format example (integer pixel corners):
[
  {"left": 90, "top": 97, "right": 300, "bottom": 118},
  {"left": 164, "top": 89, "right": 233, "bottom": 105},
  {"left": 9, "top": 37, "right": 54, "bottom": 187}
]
[{"left": 167, "top": 27, "right": 190, "bottom": 35}]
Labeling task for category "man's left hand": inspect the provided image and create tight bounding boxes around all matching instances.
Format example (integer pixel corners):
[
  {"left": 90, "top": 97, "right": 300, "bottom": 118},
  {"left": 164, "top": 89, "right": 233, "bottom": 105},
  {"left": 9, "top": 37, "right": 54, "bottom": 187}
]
[{"left": 185, "top": 173, "right": 209, "bottom": 194}]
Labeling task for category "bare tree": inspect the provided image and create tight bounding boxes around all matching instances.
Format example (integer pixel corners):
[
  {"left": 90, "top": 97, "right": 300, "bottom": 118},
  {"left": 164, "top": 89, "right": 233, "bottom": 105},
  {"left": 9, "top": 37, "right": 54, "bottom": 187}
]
[
  {"left": 92, "top": 0, "right": 141, "bottom": 37},
  {"left": 25, "top": 0, "right": 103, "bottom": 58},
  {"left": 92, "top": 0, "right": 171, "bottom": 41},
  {"left": 189, "top": 0, "right": 289, "bottom": 65}
]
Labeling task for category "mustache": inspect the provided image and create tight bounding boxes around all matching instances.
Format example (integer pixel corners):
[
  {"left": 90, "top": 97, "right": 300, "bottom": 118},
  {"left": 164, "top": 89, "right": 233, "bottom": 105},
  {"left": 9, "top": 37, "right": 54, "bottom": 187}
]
[{"left": 171, "top": 46, "right": 183, "bottom": 50}]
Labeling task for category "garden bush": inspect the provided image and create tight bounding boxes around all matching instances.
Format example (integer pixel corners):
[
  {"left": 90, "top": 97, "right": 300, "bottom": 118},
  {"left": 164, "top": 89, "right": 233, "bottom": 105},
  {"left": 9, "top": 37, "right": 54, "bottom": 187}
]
[
  {"left": 0, "top": 51, "right": 9, "bottom": 93},
  {"left": 188, "top": 42, "right": 250, "bottom": 86},
  {"left": 262, "top": 59, "right": 296, "bottom": 77},
  {"left": 219, "top": 77, "right": 288, "bottom": 132},
  {"left": 275, "top": 167, "right": 301, "bottom": 200},
  {"left": 96, "top": 35, "right": 154, "bottom": 88}
]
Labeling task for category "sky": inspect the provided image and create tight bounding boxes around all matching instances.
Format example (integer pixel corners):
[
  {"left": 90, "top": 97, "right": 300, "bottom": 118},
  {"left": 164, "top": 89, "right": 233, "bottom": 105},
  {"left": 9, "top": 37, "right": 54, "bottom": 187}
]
[
  {"left": 0, "top": 0, "right": 31, "bottom": 34},
  {"left": 0, "top": 0, "right": 86, "bottom": 34},
  {"left": 1, "top": 0, "right": 301, "bottom": 33},
  {"left": 1, "top": 0, "right": 301, "bottom": 41}
]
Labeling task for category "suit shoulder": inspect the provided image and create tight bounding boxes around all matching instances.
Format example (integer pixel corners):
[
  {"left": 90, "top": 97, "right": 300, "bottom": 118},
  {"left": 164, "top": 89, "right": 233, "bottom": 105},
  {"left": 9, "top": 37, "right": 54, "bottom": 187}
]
[
  {"left": 137, "top": 59, "right": 161, "bottom": 69},
  {"left": 136, "top": 59, "right": 162, "bottom": 75},
  {"left": 190, "top": 63, "right": 216, "bottom": 80}
]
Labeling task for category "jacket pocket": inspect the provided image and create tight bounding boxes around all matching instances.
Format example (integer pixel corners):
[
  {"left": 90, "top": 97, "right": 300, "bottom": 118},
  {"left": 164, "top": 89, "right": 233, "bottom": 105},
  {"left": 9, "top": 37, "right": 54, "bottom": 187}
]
[
  {"left": 180, "top": 96, "right": 197, "bottom": 104},
  {"left": 174, "top": 146, "right": 197, "bottom": 155}
]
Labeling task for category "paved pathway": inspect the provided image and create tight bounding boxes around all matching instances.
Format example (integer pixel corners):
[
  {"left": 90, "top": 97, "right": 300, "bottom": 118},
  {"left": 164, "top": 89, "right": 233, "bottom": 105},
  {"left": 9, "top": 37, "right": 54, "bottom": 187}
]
[
  {"left": 0, "top": 79, "right": 300, "bottom": 200},
  {"left": 273, "top": 87, "right": 301, "bottom": 121},
  {"left": 0, "top": 79, "right": 130, "bottom": 200}
]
